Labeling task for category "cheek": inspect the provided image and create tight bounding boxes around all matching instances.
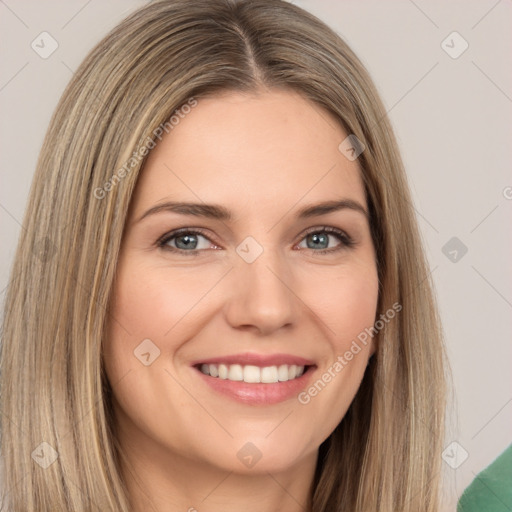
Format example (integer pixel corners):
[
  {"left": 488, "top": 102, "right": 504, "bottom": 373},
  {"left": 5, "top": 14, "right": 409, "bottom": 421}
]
[
  {"left": 293, "top": 262, "right": 378, "bottom": 437},
  {"left": 302, "top": 260, "right": 379, "bottom": 347},
  {"left": 103, "top": 263, "right": 178, "bottom": 383},
  {"left": 107, "top": 261, "right": 211, "bottom": 342},
  {"left": 103, "top": 257, "right": 226, "bottom": 394},
  {"left": 102, "top": 261, "right": 208, "bottom": 447},
  {"left": 336, "top": 273, "right": 379, "bottom": 344}
]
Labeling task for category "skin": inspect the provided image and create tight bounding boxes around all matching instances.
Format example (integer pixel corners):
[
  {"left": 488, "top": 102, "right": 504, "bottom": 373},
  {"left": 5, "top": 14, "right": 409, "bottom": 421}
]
[{"left": 104, "top": 89, "right": 379, "bottom": 512}]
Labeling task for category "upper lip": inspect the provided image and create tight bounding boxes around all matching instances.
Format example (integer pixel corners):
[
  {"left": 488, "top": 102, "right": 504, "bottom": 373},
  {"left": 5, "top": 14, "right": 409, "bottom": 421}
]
[{"left": 191, "top": 352, "right": 316, "bottom": 368}]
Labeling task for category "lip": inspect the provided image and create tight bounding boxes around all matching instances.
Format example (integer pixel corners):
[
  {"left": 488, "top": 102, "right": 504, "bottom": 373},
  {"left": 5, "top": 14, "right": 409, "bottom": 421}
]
[
  {"left": 191, "top": 353, "right": 317, "bottom": 405},
  {"left": 190, "top": 352, "right": 316, "bottom": 368}
]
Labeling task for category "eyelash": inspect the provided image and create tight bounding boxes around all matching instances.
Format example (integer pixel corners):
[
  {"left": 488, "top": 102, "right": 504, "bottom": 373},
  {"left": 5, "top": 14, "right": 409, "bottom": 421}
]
[{"left": 156, "top": 226, "right": 355, "bottom": 256}]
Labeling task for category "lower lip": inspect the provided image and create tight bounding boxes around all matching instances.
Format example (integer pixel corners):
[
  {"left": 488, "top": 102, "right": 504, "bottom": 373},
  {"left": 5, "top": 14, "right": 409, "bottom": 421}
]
[{"left": 193, "top": 366, "right": 316, "bottom": 405}]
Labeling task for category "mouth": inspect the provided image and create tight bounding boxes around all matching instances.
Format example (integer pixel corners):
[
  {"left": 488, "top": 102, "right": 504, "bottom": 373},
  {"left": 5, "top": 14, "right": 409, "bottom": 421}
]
[
  {"left": 190, "top": 353, "right": 317, "bottom": 405},
  {"left": 194, "top": 362, "right": 314, "bottom": 383}
]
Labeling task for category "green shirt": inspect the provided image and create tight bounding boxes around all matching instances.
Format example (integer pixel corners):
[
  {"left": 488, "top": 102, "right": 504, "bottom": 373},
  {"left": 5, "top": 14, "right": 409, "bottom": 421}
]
[{"left": 457, "top": 443, "right": 512, "bottom": 512}]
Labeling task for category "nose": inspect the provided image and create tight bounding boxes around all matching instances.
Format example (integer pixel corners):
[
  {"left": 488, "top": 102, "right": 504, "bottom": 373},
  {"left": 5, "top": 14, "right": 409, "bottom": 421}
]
[{"left": 223, "top": 248, "right": 299, "bottom": 336}]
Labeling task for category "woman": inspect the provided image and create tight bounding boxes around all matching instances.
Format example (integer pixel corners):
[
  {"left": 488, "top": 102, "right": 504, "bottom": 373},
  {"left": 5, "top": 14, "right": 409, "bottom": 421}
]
[{"left": 0, "top": 0, "right": 448, "bottom": 510}]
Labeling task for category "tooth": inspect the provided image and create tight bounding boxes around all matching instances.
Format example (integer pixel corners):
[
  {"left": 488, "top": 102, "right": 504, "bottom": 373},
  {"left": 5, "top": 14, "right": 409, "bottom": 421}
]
[
  {"left": 218, "top": 364, "right": 228, "bottom": 379},
  {"left": 261, "top": 365, "right": 278, "bottom": 383},
  {"left": 228, "top": 364, "right": 244, "bottom": 381},
  {"left": 199, "top": 362, "right": 307, "bottom": 382},
  {"left": 243, "top": 365, "right": 261, "bottom": 383},
  {"left": 277, "top": 364, "right": 289, "bottom": 382}
]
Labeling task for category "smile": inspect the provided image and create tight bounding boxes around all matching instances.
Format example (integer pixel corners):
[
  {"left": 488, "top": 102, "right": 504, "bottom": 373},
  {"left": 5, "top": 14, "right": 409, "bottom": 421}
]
[
  {"left": 190, "top": 352, "right": 317, "bottom": 404},
  {"left": 198, "top": 363, "right": 306, "bottom": 383}
]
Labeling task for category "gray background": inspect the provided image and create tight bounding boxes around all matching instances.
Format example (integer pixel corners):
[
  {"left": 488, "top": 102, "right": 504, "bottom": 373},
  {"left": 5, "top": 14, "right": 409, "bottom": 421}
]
[{"left": 1, "top": 1, "right": 511, "bottom": 509}]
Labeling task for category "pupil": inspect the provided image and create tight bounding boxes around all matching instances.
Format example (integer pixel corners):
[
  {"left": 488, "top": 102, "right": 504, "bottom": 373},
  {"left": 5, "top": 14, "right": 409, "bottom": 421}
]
[
  {"left": 309, "top": 233, "right": 328, "bottom": 249},
  {"left": 177, "top": 234, "right": 197, "bottom": 249}
]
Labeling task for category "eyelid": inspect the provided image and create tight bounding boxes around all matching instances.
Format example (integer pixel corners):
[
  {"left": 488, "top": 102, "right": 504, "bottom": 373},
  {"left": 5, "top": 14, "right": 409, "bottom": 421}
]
[
  {"left": 299, "top": 225, "right": 353, "bottom": 244},
  {"left": 295, "top": 225, "right": 355, "bottom": 253},
  {"left": 156, "top": 227, "right": 218, "bottom": 249},
  {"left": 156, "top": 225, "right": 355, "bottom": 254}
]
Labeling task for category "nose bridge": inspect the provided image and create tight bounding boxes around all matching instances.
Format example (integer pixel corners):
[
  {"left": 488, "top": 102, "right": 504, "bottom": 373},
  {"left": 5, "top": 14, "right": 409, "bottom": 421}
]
[{"left": 224, "top": 236, "right": 298, "bottom": 333}]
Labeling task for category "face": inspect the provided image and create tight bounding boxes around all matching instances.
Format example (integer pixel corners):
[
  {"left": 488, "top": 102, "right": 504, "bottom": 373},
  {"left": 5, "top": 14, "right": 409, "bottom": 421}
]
[{"left": 104, "top": 89, "right": 379, "bottom": 476}]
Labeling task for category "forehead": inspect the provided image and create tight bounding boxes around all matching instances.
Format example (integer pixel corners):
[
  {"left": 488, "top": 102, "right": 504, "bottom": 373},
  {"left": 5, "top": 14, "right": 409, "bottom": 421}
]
[{"left": 130, "top": 89, "right": 366, "bottom": 219}]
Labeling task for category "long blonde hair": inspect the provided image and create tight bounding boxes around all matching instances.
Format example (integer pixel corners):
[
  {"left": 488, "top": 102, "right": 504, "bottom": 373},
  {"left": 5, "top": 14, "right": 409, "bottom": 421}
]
[{"left": 0, "top": 0, "right": 448, "bottom": 510}]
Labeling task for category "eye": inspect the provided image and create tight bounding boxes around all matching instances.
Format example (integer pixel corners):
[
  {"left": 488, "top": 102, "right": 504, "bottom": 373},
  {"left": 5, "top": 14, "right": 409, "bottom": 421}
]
[
  {"left": 157, "top": 228, "right": 218, "bottom": 255},
  {"left": 296, "top": 226, "right": 355, "bottom": 254},
  {"left": 157, "top": 226, "right": 355, "bottom": 256}
]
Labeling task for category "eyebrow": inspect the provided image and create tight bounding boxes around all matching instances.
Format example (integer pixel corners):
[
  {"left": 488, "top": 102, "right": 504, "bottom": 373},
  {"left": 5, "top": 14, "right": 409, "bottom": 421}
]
[{"left": 136, "top": 199, "right": 368, "bottom": 224}]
